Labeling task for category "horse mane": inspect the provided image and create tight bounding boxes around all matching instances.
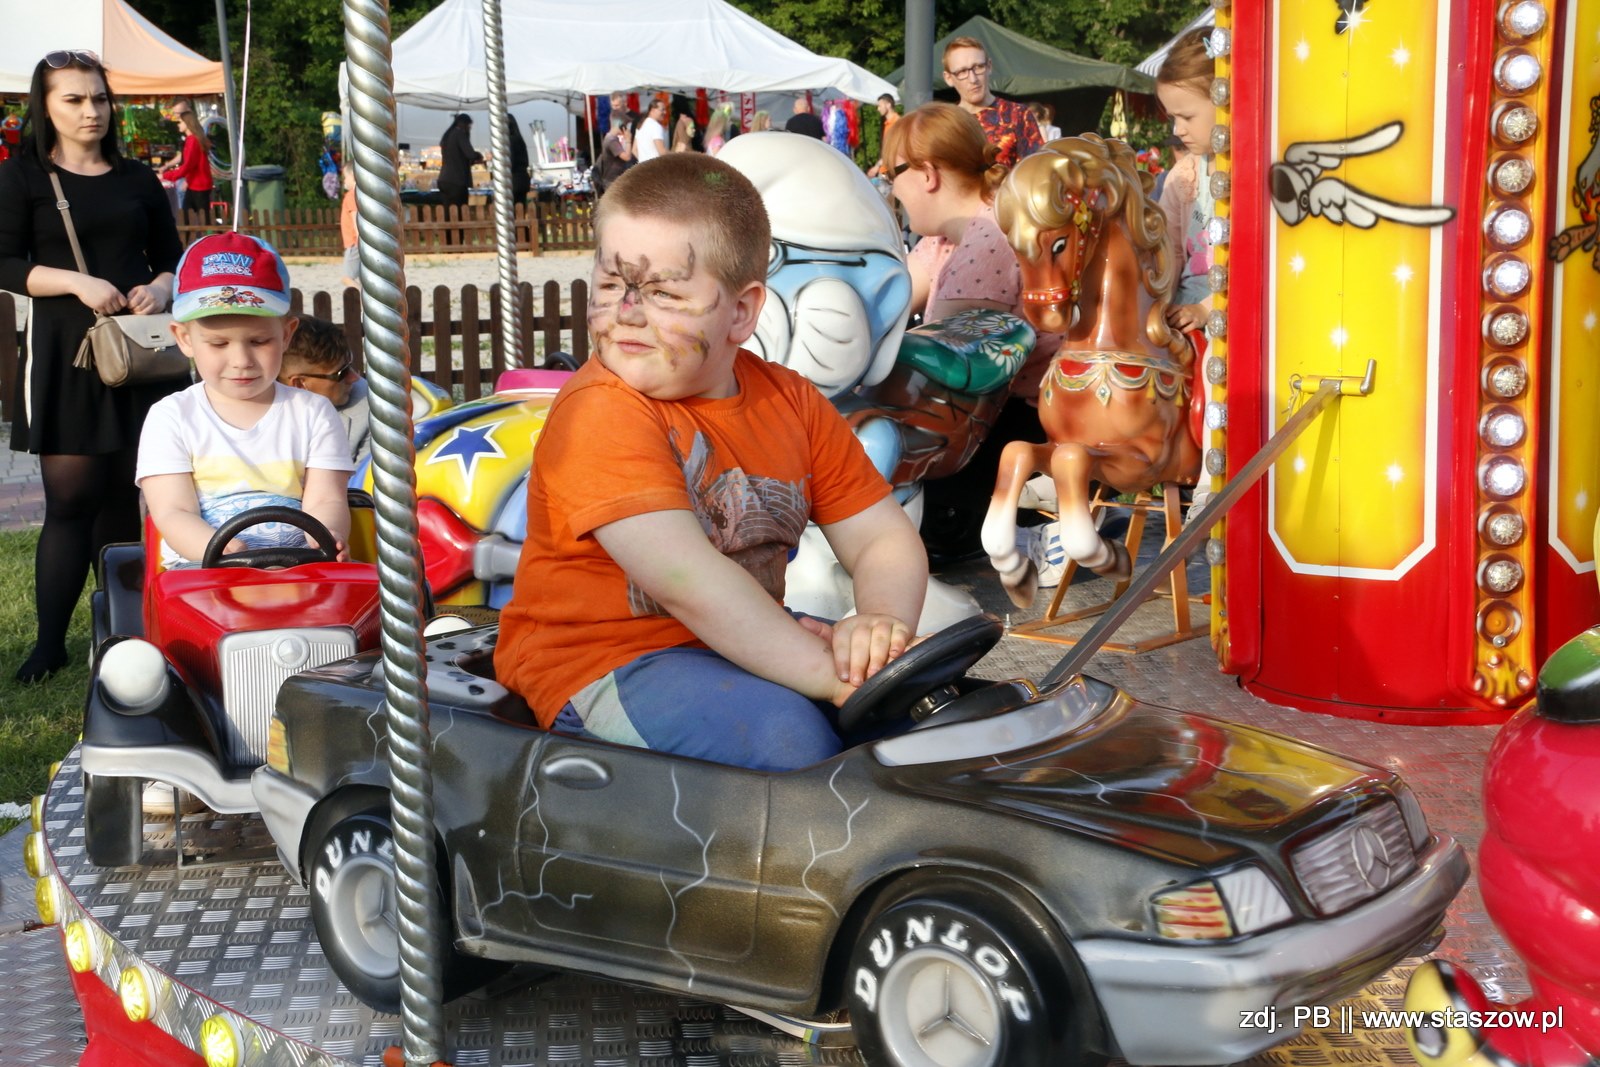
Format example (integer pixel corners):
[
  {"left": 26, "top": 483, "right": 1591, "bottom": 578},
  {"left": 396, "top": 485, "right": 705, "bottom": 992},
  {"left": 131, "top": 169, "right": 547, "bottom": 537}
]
[{"left": 998, "top": 134, "right": 1185, "bottom": 355}]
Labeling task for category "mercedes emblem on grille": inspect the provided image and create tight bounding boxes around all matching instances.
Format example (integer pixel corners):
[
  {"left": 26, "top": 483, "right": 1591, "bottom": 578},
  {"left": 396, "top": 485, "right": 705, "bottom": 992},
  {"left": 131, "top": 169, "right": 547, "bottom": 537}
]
[{"left": 1350, "top": 825, "right": 1396, "bottom": 891}]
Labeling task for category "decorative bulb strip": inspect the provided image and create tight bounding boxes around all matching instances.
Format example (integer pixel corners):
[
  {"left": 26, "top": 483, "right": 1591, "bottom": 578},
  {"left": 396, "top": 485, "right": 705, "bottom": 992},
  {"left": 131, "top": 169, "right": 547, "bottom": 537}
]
[{"left": 1472, "top": 0, "right": 1551, "bottom": 706}]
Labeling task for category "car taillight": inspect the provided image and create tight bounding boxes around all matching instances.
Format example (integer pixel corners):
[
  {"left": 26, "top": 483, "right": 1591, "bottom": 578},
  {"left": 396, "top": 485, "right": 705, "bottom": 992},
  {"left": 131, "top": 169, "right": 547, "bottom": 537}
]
[
  {"left": 266, "top": 717, "right": 290, "bottom": 774},
  {"left": 1152, "top": 880, "right": 1237, "bottom": 939}
]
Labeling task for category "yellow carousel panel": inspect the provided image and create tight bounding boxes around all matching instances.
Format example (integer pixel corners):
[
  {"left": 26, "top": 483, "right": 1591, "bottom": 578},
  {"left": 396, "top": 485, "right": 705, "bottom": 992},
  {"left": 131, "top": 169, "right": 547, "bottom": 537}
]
[
  {"left": 1269, "top": 0, "right": 1453, "bottom": 576},
  {"left": 1550, "top": 1, "right": 1600, "bottom": 575}
]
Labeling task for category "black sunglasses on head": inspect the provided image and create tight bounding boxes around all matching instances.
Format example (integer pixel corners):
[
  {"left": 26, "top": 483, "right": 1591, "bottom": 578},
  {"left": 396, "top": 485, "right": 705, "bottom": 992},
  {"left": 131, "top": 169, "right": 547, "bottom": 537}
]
[
  {"left": 44, "top": 50, "right": 100, "bottom": 69},
  {"left": 297, "top": 359, "right": 354, "bottom": 382}
]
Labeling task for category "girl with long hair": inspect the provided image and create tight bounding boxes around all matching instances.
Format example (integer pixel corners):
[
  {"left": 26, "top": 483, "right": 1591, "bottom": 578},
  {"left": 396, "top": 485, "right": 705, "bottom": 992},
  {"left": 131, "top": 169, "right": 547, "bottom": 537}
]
[
  {"left": 160, "top": 99, "right": 213, "bottom": 216},
  {"left": 1155, "top": 29, "right": 1218, "bottom": 333}
]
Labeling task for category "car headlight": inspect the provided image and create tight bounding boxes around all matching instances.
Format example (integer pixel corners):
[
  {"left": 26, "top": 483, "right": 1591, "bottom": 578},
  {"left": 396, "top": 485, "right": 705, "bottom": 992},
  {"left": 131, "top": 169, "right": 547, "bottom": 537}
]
[
  {"left": 266, "top": 716, "right": 290, "bottom": 775},
  {"left": 1396, "top": 786, "right": 1431, "bottom": 851},
  {"left": 98, "top": 639, "right": 170, "bottom": 713},
  {"left": 1152, "top": 880, "right": 1235, "bottom": 939},
  {"left": 1216, "top": 865, "right": 1294, "bottom": 933},
  {"left": 1152, "top": 866, "right": 1293, "bottom": 940}
]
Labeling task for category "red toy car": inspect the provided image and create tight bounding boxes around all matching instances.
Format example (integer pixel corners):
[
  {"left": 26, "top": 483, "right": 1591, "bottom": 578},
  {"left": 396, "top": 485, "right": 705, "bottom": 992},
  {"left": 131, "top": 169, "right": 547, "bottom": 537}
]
[{"left": 79, "top": 505, "right": 383, "bottom": 867}]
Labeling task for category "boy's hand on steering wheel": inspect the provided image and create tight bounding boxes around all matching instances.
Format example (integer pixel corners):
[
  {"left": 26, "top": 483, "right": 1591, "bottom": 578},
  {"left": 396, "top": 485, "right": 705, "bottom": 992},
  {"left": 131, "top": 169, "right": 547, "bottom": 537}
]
[{"left": 830, "top": 613, "right": 914, "bottom": 690}]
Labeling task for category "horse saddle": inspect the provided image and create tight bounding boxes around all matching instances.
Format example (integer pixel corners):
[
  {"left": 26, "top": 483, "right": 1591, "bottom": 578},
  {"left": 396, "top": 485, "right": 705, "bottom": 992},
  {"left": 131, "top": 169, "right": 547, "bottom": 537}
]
[{"left": 895, "top": 309, "right": 1036, "bottom": 396}]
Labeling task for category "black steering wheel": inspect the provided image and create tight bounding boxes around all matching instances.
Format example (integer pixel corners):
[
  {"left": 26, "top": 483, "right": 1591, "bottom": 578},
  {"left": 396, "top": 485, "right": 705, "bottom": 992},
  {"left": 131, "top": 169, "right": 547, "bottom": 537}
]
[
  {"left": 200, "top": 506, "right": 340, "bottom": 570},
  {"left": 835, "top": 614, "right": 1004, "bottom": 734}
]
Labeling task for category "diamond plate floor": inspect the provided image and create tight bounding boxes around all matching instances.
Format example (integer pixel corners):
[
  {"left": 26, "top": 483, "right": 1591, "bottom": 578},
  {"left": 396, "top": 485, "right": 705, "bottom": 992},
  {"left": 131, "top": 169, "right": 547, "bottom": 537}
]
[{"left": 0, "top": 525, "right": 1521, "bottom": 1067}]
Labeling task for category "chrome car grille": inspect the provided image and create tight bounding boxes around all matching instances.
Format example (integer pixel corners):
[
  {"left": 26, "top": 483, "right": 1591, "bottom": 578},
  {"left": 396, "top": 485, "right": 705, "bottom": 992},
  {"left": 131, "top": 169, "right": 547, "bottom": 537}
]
[
  {"left": 1291, "top": 801, "right": 1417, "bottom": 916},
  {"left": 217, "top": 628, "right": 357, "bottom": 766}
]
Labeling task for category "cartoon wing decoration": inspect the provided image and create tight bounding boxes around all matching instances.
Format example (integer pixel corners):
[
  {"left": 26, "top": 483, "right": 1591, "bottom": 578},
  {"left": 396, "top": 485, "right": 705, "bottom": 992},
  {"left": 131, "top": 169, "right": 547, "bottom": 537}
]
[{"left": 1272, "top": 121, "right": 1455, "bottom": 229}]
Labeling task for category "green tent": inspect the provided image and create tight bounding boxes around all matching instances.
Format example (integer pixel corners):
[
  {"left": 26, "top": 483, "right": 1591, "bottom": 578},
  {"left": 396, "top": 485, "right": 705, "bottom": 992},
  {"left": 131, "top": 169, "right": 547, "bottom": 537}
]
[{"left": 884, "top": 16, "right": 1153, "bottom": 97}]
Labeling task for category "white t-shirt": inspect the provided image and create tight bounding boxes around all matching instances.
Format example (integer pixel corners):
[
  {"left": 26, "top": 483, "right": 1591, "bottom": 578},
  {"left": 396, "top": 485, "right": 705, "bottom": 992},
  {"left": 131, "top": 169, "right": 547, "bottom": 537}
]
[
  {"left": 137, "top": 382, "right": 355, "bottom": 567},
  {"left": 634, "top": 116, "right": 668, "bottom": 163}
]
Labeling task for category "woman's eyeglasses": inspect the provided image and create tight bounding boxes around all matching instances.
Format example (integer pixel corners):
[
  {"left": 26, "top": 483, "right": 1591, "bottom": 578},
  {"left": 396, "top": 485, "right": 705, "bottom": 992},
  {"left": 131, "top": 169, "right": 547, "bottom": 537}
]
[
  {"left": 297, "top": 360, "right": 354, "bottom": 382},
  {"left": 44, "top": 50, "right": 100, "bottom": 69},
  {"left": 890, "top": 161, "right": 913, "bottom": 179}
]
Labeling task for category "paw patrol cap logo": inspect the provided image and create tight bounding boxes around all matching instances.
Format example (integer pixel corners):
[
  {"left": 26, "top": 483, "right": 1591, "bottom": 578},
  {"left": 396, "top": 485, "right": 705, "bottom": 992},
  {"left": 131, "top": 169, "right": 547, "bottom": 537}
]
[{"left": 172, "top": 231, "right": 292, "bottom": 321}]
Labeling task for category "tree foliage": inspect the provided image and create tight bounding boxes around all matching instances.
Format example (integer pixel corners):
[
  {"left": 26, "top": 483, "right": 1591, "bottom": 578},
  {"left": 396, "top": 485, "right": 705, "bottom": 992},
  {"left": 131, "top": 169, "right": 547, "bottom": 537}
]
[
  {"left": 121, "top": 0, "right": 436, "bottom": 205},
  {"left": 120, "top": 0, "right": 1204, "bottom": 205},
  {"left": 988, "top": 0, "right": 1208, "bottom": 67}
]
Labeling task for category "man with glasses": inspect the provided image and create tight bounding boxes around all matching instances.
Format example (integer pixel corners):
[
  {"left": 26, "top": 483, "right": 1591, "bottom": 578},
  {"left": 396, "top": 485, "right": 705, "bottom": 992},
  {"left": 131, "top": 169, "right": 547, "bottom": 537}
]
[{"left": 942, "top": 37, "right": 1043, "bottom": 168}]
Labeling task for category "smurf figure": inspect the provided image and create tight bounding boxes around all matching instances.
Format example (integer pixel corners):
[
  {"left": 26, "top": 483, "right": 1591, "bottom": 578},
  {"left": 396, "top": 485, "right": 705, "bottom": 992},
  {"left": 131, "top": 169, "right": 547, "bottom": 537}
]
[
  {"left": 717, "top": 131, "right": 911, "bottom": 401},
  {"left": 720, "top": 133, "right": 985, "bottom": 631},
  {"left": 1404, "top": 628, "right": 1600, "bottom": 1067}
]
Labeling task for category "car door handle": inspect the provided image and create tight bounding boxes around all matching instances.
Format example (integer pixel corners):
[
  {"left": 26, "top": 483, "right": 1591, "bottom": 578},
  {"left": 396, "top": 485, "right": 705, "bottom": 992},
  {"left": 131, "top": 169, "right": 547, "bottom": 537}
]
[{"left": 540, "top": 755, "right": 611, "bottom": 789}]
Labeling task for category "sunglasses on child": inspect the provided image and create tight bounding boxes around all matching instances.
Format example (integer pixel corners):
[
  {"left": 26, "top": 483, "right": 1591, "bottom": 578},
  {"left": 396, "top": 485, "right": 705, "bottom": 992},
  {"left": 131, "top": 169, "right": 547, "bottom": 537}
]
[
  {"left": 297, "top": 360, "right": 354, "bottom": 382},
  {"left": 44, "top": 50, "right": 101, "bottom": 69}
]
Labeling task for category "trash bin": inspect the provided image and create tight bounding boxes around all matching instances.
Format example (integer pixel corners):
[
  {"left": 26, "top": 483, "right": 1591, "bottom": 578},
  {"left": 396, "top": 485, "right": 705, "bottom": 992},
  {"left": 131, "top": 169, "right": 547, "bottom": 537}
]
[{"left": 242, "top": 164, "right": 286, "bottom": 214}]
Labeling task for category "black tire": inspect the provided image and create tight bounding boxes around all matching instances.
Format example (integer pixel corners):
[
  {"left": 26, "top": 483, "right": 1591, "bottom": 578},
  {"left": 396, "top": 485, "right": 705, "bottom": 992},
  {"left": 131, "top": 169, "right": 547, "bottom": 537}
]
[
  {"left": 82, "top": 774, "right": 142, "bottom": 868},
  {"left": 307, "top": 806, "right": 498, "bottom": 1013},
  {"left": 846, "top": 882, "right": 1103, "bottom": 1067}
]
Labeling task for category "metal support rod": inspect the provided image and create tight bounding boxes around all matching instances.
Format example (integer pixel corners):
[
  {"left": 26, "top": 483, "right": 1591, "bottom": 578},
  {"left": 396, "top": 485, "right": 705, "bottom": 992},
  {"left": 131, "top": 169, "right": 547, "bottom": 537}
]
[
  {"left": 1041, "top": 360, "right": 1376, "bottom": 689},
  {"left": 342, "top": 0, "right": 448, "bottom": 1063},
  {"left": 483, "top": 0, "right": 524, "bottom": 368},
  {"left": 903, "top": 0, "right": 935, "bottom": 110},
  {"left": 213, "top": 0, "right": 240, "bottom": 173}
]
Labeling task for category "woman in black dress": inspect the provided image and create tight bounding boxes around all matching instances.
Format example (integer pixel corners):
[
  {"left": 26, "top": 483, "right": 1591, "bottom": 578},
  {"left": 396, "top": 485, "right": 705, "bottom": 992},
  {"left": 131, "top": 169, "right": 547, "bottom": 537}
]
[{"left": 0, "top": 51, "right": 184, "bottom": 681}]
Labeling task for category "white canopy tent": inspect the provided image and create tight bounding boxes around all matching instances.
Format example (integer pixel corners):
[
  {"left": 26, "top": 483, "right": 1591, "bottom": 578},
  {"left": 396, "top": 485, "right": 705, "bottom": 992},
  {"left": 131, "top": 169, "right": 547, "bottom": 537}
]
[
  {"left": 375, "top": 0, "right": 896, "bottom": 108},
  {"left": 1136, "top": 8, "right": 1216, "bottom": 78},
  {"left": 1, "top": 0, "right": 224, "bottom": 96}
]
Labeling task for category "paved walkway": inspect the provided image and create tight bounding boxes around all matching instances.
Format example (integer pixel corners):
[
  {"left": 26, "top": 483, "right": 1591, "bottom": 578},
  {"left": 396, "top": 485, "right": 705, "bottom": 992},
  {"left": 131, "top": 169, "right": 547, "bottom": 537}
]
[
  {"left": 0, "top": 432, "right": 43, "bottom": 532},
  {"left": 0, "top": 253, "right": 597, "bottom": 534}
]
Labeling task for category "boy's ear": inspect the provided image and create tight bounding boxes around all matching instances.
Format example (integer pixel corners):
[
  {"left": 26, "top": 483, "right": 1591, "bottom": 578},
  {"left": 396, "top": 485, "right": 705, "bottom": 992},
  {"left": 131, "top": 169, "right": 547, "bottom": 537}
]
[
  {"left": 169, "top": 320, "right": 196, "bottom": 358},
  {"left": 727, "top": 280, "right": 767, "bottom": 346},
  {"left": 280, "top": 315, "right": 300, "bottom": 346}
]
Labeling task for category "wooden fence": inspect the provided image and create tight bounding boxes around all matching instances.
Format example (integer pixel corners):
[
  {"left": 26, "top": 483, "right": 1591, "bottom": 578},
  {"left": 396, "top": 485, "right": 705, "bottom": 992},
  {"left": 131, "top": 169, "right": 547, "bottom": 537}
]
[
  {"left": 0, "top": 280, "right": 593, "bottom": 423},
  {"left": 176, "top": 200, "right": 595, "bottom": 256}
]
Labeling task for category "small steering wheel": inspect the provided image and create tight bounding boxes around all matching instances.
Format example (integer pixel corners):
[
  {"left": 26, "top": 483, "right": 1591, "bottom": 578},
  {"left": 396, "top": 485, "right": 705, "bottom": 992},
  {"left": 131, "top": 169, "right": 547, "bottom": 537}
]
[
  {"left": 200, "top": 506, "right": 341, "bottom": 570},
  {"left": 835, "top": 614, "right": 1004, "bottom": 734}
]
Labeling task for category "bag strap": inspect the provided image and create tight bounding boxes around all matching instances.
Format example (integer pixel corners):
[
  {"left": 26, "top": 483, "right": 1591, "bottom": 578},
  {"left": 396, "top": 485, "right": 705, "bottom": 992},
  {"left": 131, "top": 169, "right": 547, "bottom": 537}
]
[{"left": 46, "top": 170, "right": 93, "bottom": 277}]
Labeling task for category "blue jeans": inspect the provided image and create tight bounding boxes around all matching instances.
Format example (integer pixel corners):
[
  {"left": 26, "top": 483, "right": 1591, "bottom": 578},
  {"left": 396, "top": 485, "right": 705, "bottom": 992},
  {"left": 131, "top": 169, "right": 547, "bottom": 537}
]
[{"left": 553, "top": 646, "right": 842, "bottom": 772}]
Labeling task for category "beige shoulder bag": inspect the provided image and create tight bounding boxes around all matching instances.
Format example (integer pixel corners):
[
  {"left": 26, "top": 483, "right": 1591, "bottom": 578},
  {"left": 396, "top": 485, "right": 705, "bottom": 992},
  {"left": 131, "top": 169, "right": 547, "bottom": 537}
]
[{"left": 49, "top": 170, "right": 191, "bottom": 387}]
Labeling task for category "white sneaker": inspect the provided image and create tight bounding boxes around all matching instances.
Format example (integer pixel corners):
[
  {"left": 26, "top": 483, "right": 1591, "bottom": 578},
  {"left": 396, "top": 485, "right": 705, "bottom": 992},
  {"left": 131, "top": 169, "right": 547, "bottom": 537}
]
[
  {"left": 1018, "top": 522, "right": 1068, "bottom": 588},
  {"left": 1018, "top": 474, "right": 1058, "bottom": 512},
  {"left": 141, "top": 781, "right": 206, "bottom": 816}
]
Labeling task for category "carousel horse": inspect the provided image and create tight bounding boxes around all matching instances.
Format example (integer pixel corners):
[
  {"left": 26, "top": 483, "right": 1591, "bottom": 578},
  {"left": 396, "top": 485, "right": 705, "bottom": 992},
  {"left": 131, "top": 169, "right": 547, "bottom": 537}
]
[{"left": 984, "top": 134, "right": 1204, "bottom": 607}]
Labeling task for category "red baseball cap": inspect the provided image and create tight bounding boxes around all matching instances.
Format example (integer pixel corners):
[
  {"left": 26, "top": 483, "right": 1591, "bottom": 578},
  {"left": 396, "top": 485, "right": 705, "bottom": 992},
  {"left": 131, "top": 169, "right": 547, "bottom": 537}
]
[{"left": 172, "top": 231, "right": 292, "bottom": 322}]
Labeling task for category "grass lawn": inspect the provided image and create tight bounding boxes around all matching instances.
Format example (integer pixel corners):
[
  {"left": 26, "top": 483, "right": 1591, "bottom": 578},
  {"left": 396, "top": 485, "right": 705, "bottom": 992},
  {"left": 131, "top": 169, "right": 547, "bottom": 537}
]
[{"left": 0, "top": 530, "right": 91, "bottom": 834}]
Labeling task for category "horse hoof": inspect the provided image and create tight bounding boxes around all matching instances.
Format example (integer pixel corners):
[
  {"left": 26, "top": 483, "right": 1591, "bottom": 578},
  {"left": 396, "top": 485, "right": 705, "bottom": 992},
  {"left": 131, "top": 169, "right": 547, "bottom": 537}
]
[
  {"left": 1003, "top": 564, "right": 1039, "bottom": 608},
  {"left": 1094, "top": 541, "right": 1132, "bottom": 580}
]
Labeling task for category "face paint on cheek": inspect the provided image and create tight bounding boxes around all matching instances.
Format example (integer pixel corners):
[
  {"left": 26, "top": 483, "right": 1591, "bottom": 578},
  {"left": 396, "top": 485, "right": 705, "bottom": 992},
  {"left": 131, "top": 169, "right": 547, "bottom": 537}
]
[{"left": 656, "top": 323, "right": 712, "bottom": 368}]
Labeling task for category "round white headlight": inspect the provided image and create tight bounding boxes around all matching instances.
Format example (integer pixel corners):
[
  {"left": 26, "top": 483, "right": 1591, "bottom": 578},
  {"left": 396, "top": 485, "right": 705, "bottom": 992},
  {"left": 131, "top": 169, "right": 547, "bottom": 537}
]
[{"left": 98, "top": 640, "right": 170, "bottom": 712}]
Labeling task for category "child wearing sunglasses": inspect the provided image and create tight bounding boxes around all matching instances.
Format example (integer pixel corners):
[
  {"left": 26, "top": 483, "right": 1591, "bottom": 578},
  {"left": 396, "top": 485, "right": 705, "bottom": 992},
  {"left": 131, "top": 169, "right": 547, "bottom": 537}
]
[{"left": 279, "top": 313, "right": 370, "bottom": 465}]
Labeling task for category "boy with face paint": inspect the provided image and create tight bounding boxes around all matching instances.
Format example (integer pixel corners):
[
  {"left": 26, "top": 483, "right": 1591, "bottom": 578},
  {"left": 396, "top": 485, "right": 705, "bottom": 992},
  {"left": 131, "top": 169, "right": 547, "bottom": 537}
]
[{"left": 495, "top": 153, "right": 927, "bottom": 771}]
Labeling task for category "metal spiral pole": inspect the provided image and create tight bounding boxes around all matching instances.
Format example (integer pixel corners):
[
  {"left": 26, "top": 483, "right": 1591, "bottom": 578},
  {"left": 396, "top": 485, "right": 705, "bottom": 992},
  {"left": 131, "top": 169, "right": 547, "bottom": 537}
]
[
  {"left": 483, "top": 0, "right": 525, "bottom": 367},
  {"left": 341, "top": 0, "right": 447, "bottom": 1062}
]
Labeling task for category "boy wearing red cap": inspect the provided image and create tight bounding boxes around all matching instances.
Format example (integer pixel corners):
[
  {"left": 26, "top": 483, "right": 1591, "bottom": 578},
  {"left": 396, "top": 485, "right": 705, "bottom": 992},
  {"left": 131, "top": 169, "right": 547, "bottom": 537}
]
[{"left": 136, "top": 232, "right": 352, "bottom": 566}]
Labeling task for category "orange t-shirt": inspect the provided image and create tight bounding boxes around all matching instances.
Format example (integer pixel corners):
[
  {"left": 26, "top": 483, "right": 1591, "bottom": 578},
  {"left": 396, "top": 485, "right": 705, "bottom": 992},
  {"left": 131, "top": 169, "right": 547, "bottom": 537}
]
[{"left": 494, "top": 350, "right": 891, "bottom": 726}]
